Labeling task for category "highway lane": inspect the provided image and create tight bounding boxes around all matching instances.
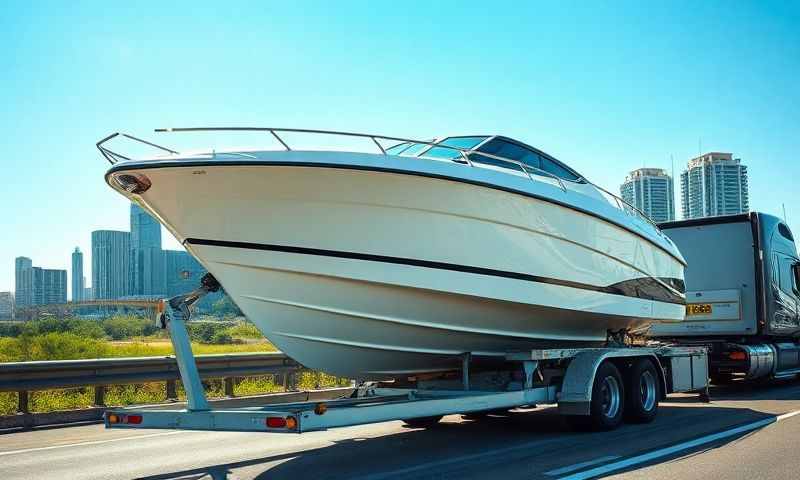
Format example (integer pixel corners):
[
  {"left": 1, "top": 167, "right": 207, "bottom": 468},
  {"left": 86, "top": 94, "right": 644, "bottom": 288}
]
[{"left": 2, "top": 380, "right": 799, "bottom": 480}]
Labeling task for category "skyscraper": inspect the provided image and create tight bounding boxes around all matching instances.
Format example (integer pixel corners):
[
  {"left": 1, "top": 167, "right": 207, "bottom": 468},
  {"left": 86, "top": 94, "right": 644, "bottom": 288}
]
[
  {"left": 71, "top": 247, "right": 84, "bottom": 302},
  {"left": 92, "top": 230, "right": 131, "bottom": 299},
  {"left": 681, "top": 153, "right": 749, "bottom": 219},
  {"left": 0, "top": 292, "right": 14, "bottom": 319},
  {"left": 14, "top": 258, "right": 67, "bottom": 306},
  {"left": 14, "top": 257, "right": 33, "bottom": 307},
  {"left": 130, "top": 203, "right": 165, "bottom": 296},
  {"left": 35, "top": 269, "right": 67, "bottom": 304},
  {"left": 620, "top": 168, "right": 675, "bottom": 223}
]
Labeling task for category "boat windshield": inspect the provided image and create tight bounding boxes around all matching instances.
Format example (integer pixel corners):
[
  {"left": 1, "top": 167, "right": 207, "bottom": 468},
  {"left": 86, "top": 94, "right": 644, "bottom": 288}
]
[
  {"left": 420, "top": 136, "right": 488, "bottom": 160},
  {"left": 384, "top": 134, "right": 581, "bottom": 182},
  {"left": 386, "top": 136, "right": 488, "bottom": 159}
]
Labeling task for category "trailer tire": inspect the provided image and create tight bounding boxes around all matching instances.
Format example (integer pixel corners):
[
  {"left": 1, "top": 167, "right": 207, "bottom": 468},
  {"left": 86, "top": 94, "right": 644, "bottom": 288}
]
[
  {"left": 566, "top": 361, "right": 625, "bottom": 431},
  {"left": 624, "top": 358, "right": 660, "bottom": 424},
  {"left": 402, "top": 415, "right": 443, "bottom": 428}
]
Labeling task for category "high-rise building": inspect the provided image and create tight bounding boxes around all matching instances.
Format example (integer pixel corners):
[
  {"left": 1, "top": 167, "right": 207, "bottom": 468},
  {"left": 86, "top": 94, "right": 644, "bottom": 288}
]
[
  {"left": 15, "top": 256, "right": 33, "bottom": 307},
  {"left": 71, "top": 247, "right": 84, "bottom": 302},
  {"left": 92, "top": 230, "right": 131, "bottom": 299},
  {"left": 681, "top": 153, "right": 749, "bottom": 219},
  {"left": 83, "top": 286, "right": 94, "bottom": 301},
  {"left": 14, "top": 257, "right": 67, "bottom": 306},
  {"left": 0, "top": 292, "right": 14, "bottom": 319},
  {"left": 620, "top": 168, "right": 675, "bottom": 223},
  {"left": 35, "top": 269, "right": 67, "bottom": 304},
  {"left": 130, "top": 204, "right": 165, "bottom": 296},
  {"left": 164, "top": 250, "right": 205, "bottom": 297}
]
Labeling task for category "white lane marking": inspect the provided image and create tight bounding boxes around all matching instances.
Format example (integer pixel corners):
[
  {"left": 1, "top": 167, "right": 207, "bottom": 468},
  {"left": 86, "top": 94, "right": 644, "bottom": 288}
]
[
  {"left": 544, "top": 455, "right": 620, "bottom": 476},
  {"left": 0, "top": 430, "right": 190, "bottom": 457},
  {"left": 560, "top": 407, "right": 800, "bottom": 480}
]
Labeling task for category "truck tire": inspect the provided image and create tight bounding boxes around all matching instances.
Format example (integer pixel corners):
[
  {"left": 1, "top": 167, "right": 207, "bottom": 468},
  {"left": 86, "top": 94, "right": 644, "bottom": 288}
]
[
  {"left": 624, "top": 358, "right": 661, "bottom": 423},
  {"left": 402, "top": 415, "right": 443, "bottom": 428},
  {"left": 566, "top": 361, "right": 625, "bottom": 431}
]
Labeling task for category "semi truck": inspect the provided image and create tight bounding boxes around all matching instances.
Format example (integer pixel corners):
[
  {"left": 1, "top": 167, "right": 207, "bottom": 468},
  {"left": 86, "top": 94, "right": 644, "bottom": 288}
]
[{"left": 651, "top": 212, "right": 800, "bottom": 383}]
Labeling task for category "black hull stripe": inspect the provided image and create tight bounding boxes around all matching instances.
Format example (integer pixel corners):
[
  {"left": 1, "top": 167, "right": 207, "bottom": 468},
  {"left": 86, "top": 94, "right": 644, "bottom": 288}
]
[
  {"left": 184, "top": 238, "right": 685, "bottom": 305},
  {"left": 106, "top": 160, "right": 684, "bottom": 265}
]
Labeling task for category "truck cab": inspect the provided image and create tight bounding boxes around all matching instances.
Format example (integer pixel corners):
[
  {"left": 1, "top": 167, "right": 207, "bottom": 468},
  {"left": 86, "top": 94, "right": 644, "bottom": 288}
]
[{"left": 651, "top": 212, "right": 800, "bottom": 381}]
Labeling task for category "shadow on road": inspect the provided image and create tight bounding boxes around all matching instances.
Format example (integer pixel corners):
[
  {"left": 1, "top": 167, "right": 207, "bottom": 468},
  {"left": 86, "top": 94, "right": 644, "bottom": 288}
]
[{"left": 131, "top": 394, "right": 791, "bottom": 480}]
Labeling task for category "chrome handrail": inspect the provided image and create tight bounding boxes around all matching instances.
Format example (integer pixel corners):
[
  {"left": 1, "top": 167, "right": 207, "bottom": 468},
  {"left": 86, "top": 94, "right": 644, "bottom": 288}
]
[{"left": 97, "top": 126, "right": 658, "bottom": 230}]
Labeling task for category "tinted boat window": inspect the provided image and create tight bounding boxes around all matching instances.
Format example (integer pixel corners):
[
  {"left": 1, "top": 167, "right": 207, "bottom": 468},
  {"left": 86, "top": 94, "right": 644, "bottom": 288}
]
[
  {"left": 541, "top": 157, "right": 581, "bottom": 181},
  {"left": 385, "top": 142, "right": 411, "bottom": 154},
  {"left": 423, "top": 146, "right": 463, "bottom": 159},
  {"left": 397, "top": 143, "right": 429, "bottom": 156},
  {"left": 468, "top": 152, "right": 527, "bottom": 173},
  {"left": 420, "top": 136, "right": 489, "bottom": 160},
  {"left": 438, "top": 136, "right": 488, "bottom": 149},
  {"left": 476, "top": 138, "right": 541, "bottom": 170}
]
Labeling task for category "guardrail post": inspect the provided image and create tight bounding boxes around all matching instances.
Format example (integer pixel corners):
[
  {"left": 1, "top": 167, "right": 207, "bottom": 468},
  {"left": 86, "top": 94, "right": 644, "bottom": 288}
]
[
  {"left": 166, "top": 379, "right": 177, "bottom": 401},
  {"left": 224, "top": 377, "right": 235, "bottom": 397},
  {"left": 93, "top": 386, "right": 106, "bottom": 407},
  {"left": 17, "top": 390, "right": 29, "bottom": 414}
]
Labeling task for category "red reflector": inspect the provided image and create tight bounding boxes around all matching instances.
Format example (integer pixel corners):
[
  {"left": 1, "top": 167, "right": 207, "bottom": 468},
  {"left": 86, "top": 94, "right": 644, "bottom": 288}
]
[
  {"left": 728, "top": 351, "right": 747, "bottom": 361},
  {"left": 126, "top": 415, "right": 143, "bottom": 425},
  {"left": 266, "top": 417, "right": 287, "bottom": 428}
]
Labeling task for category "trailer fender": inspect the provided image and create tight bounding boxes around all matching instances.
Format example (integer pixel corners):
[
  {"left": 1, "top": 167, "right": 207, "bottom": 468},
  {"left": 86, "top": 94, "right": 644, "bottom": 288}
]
[{"left": 557, "top": 349, "right": 665, "bottom": 416}]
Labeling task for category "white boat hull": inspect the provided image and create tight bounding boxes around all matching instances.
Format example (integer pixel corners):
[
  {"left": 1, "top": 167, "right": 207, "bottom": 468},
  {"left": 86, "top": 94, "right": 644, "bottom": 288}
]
[{"left": 108, "top": 151, "right": 685, "bottom": 379}]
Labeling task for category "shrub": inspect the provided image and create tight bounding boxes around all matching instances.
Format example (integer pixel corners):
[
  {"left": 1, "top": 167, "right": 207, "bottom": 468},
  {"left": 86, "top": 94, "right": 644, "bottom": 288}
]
[
  {"left": 102, "top": 316, "right": 156, "bottom": 340},
  {"left": 210, "top": 331, "right": 234, "bottom": 344},
  {"left": 0, "top": 322, "right": 23, "bottom": 337},
  {"left": 224, "top": 322, "right": 263, "bottom": 340},
  {"left": 15, "top": 332, "right": 111, "bottom": 361}
]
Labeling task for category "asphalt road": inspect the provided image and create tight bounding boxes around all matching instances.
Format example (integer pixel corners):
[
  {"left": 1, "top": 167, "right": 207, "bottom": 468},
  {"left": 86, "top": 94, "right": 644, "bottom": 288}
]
[{"left": 2, "top": 380, "right": 800, "bottom": 480}]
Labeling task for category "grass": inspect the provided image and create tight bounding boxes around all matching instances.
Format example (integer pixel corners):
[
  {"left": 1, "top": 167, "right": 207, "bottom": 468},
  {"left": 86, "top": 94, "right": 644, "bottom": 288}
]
[
  {"left": 0, "top": 317, "right": 351, "bottom": 416},
  {"left": 0, "top": 372, "right": 351, "bottom": 415}
]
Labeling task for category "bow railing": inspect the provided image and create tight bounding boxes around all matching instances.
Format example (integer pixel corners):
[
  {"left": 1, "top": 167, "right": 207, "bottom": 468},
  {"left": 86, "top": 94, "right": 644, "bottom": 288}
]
[{"left": 97, "top": 127, "right": 661, "bottom": 230}]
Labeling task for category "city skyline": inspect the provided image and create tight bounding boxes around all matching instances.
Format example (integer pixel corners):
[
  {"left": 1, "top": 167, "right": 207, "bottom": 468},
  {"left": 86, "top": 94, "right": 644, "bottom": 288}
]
[
  {"left": 681, "top": 152, "right": 750, "bottom": 219},
  {"left": 1, "top": 1, "right": 798, "bottom": 292},
  {"left": 620, "top": 168, "right": 675, "bottom": 223}
]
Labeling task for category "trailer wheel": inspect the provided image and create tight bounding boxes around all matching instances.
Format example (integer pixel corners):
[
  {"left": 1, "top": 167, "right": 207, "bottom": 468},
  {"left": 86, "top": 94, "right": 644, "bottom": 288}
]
[
  {"left": 624, "top": 358, "right": 661, "bottom": 423},
  {"left": 566, "top": 361, "right": 625, "bottom": 431},
  {"left": 402, "top": 415, "right": 443, "bottom": 428}
]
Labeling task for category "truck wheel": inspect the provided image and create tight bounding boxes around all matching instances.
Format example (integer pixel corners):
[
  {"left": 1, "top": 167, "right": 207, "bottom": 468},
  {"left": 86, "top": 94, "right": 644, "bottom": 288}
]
[
  {"left": 624, "top": 358, "right": 661, "bottom": 423},
  {"left": 402, "top": 415, "right": 443, "bottom": 428},
  {"left": 566, "top": 361, "right": 625, "bottom": 431}
]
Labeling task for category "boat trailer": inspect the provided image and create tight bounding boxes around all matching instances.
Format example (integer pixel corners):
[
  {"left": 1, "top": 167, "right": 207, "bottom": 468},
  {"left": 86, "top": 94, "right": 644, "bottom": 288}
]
[{"left": 105, "top": 274, "right": 709, "bottom": 433}]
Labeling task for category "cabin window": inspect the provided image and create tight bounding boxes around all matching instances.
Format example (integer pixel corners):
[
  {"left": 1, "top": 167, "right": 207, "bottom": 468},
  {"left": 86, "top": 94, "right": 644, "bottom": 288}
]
[
  {"left": 421, "top": 136, "right": 488, "bottom": 160},
  {"left": 778, "top": 255, "right": 798, "bottom": 295},
  {"left": 778, "top": 223, "right": 794, "bottom": 242},
  {"left": 385, "top": 142, "right": 412, "bottom": 155},
  {"left": 476, "top": 138, "right": 541, "bottom": 169},
  {"left": 541, "top": 157, "right": 581, "bottom": 182}
]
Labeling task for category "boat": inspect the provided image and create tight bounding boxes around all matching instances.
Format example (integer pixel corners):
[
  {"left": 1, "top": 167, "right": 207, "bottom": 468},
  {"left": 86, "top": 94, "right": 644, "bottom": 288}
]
[{"left": 98, "top": 128, "right": 686, "bottom": 379}]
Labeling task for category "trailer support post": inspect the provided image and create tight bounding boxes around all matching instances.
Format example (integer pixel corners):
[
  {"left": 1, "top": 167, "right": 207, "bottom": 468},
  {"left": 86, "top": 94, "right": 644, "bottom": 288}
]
[
  {"left": 461, "top": 353, "right": 471, "bottom": 391},
  {"left": 523, "top": 361, "right": 538, "bottom": 389},
  {"left": 166, "top": 306, "right": 209, "bottom": 411},
  {"left": 161, "top": 273, "right": 221, "bottom": 412}
]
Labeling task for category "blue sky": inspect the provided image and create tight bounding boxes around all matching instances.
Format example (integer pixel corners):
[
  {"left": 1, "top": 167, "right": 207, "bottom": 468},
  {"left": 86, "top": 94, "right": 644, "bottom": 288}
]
[{"left": 1, "top": 1, "right": 798, "bottom": 294}]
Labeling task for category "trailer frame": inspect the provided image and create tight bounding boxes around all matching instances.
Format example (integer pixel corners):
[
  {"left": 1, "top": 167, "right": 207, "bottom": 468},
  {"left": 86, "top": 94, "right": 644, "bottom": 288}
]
[{"left": 105, "top": 277, "right": 709, "bottom": 433}]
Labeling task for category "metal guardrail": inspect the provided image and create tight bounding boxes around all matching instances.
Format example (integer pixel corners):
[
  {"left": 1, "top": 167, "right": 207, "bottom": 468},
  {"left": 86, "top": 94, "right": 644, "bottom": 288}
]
[
  {"left": 0, "top": 352, "right": 304, "bottom": 415},
  {"left": 95, "top": 126, "right": 663, "bottom": 229}
]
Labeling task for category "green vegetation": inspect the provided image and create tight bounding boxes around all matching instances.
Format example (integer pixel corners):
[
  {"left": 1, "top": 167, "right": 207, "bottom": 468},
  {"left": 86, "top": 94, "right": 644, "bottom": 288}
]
[
  {"left": 0, "top": 371, "right": 351, "bottom": 415},
  {"left": 0, "top": 315, "right": 351, "bottom": 416}
]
